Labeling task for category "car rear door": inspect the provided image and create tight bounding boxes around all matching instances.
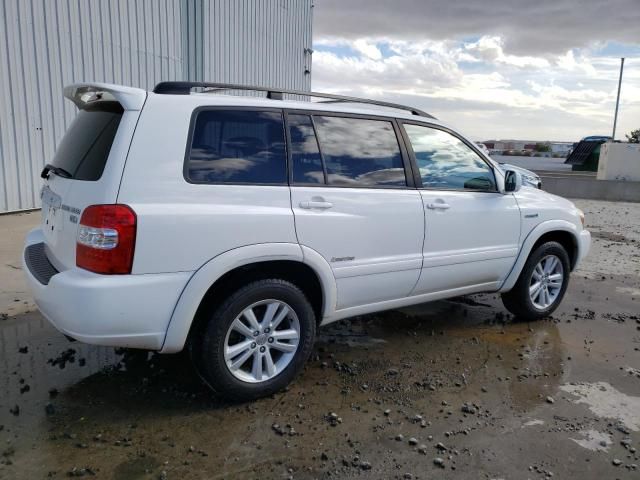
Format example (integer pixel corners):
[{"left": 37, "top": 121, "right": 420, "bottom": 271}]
[
  {"left": 400, "top": 122, "right": 521, "bottom": 295},
  {"left": 287, "top": 112, "right": 424, "bottom": 310},
  {"left": 40, "top": 85, "right": 145, "bottom": 272}
]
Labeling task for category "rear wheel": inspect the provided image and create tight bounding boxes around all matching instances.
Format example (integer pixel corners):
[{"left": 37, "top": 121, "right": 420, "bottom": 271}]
[
  {"left": 502, "top": 241, "right": 570, "bottom": 321},
  {"left": 192, "top": 279, "right": 316, "bottom": 401}
]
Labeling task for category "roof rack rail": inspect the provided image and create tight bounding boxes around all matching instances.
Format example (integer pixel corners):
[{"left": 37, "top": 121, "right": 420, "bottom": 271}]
[{"left": 152, "top": 81, "right": 435, "bottom": 119}]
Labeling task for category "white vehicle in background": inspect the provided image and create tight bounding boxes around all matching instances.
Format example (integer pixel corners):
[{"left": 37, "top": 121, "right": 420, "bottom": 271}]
[
  {"left": 24, "top": 82, "right": 590, "bottom": 401},
  {"left": 476, "top": 142, "right": 541, "bottom": 189},
  {"left": 497, "top": 163, "right": 542, "bottom": 189}
]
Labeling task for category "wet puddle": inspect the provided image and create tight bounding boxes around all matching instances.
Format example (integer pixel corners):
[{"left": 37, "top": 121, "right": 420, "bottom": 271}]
[
  {"left": 1, "top": 276, "right": 639, "bottom": 479},
  {"left": 0, "top": 313, "right": 123, "bottom": 430}
]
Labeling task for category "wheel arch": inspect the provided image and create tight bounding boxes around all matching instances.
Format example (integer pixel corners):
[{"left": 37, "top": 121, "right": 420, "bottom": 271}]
[
  {"left": 530, "top": 230, "right": 578, "bottom": 269},
  {"left": 160, "top": 243, "right": 336, "bottom": 353},
  {"left": 500, "top": 220, "right": 580, "bottom": 292}
]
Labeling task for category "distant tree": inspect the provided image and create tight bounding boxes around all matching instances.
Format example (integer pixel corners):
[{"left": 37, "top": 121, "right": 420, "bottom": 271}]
[
  {"left": 626, "top": 129, "right": 640, "bottom": 143},
  {"left": 535, "top": 142, "right": 551, "bottom": 152}
]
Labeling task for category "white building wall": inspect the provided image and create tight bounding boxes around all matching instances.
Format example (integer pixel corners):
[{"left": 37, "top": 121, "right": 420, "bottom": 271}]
[
  {"left": 0, "top": 0, "right": 313, "bottom": 213},
  {"left": 597, "top": 142, "right": 640, "bottom": 181},
  {"left": 550, "top": 143, "right": 572, "bottom": 155}
]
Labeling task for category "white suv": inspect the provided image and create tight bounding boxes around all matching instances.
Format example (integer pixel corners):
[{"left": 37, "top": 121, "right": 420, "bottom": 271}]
[{"left": 24, "top": 82, "right": 591, "bottom": 400}]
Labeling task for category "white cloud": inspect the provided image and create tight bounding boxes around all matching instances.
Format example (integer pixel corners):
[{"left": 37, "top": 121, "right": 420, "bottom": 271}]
[
  {"left": 352, "top": 39, "right": 382, "bottom": 60},
  {"left": 556, "top": 50, "right": 597, "bottom": 76},
  {"left": 464, "top": 36, "right": 550, "bottom": 69},
  {"left": 311, "top": 37, "right": 640, "bottom": 140},
  {"left": 312, "top": 47, "right": 461, "bottom": 94}
]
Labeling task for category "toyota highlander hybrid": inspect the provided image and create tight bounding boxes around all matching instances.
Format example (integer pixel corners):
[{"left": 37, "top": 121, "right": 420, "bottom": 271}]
[{"left": 23, "top": 82, "right": 590, "bottom": 400}]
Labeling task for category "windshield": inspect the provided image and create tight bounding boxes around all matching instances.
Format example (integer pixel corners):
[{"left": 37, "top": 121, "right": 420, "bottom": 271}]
[{"left": 50, "top": 101, "right": 123, "bottom": 181}]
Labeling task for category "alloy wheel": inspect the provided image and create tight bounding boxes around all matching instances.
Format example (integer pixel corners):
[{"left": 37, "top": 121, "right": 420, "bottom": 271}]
[
  {"left": 529, "top": 254, "right": 564, "bottom": 310},
  {"left": 223, "top": 299, "right": 300, "bottom": 383}
]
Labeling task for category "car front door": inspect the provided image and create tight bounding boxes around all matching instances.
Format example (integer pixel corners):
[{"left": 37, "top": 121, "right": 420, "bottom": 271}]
[
  {"left": 287, "top": 113, "right": 425, "bottom": 310},
  {"left": 400, "top": 122, "right": 521, "bottom": 295}
]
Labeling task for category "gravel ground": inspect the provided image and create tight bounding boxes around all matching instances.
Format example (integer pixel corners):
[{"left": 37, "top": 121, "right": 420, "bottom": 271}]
[{"left": 1, "top": 199, "right": 638, "bottom": 479}]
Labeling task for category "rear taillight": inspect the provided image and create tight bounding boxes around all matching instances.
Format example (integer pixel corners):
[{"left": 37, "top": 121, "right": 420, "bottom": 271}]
[{"left": 76, "top": 205, "right": 136, "bottom": 274}]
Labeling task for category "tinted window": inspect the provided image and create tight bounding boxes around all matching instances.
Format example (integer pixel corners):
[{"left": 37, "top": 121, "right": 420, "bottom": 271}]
[
  {"left": 288, "top": 114, "right": 324, "bottom": 184},
  {"left": 50, "top": 101, "right": 123, "bottom": 181},
  {"left": 187, "top": 110, "right": 286, "bottom": 184},
  {"left": 313, "top": 116, "right": 406, "bottom": 187},
  {"left": 404, "top": 124, "right": 496, "bottom": 191}
]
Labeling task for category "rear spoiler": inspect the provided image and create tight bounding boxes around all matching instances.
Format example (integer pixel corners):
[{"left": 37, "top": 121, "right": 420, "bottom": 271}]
[{"left": 64, "top": 83, "right": 147, "bottom": 111}]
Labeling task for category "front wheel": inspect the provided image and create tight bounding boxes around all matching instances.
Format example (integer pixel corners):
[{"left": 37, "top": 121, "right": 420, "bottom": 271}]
[
  {"left": 501, "top": 241, "right": 570, "bottom": 321},
  {"left": 192, "top": 279, "right": 316, "bottom": 401}
]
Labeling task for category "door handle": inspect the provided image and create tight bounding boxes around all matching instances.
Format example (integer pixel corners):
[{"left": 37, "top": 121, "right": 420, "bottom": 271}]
[
  {"left": 299, "top": 200, "right": 333, "bottom": 210},
  {"left": 426, "top": 202, "right": 450, "bottom": 210}
]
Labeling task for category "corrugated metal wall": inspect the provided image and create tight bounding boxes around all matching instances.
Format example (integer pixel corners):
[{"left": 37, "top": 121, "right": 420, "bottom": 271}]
[
  {"left": 200, "top": 0, "right": 313, "bottom": 90},
  {"left": 0, "top": 0, "right": 313, "bottom": 213}
]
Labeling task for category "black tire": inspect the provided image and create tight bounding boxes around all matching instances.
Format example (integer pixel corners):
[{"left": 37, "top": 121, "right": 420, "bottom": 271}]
[
  {"left": 191, "top": 278, "right": 316, "bottom": 401},
  {"left": 501, "top": 241, "right": 571, "bottom": 321}
]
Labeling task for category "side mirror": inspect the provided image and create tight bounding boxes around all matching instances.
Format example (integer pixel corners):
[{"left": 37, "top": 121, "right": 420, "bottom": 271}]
[{"left": 504, "top": 170, "right": 523, "bottom": 192}]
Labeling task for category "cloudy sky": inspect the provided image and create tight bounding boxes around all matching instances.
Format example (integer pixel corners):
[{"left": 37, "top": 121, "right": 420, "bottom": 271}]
[{"left": 311, "top": 0, "right": 640, "bottom": 141}]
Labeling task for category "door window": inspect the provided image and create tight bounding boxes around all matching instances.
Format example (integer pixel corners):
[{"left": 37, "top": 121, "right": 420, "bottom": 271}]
[
  {"left": 186, "top": 110, "right": 286, "bottom": 184},
  {"left": 313, "top": 116, "right": 406, "bottom": 187},
  {"left": 404, "top": 124, "right": 496, "bottom": 191}
]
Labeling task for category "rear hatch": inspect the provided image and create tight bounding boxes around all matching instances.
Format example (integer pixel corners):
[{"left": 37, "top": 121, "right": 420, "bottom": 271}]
[{"left": 40, "top": 84, "right": 146, "bottom": 271}]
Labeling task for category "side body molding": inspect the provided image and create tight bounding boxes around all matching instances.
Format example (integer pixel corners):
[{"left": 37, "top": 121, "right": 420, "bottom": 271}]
[
  {"left": 499, "top": 219, "right": 580, "bottom": 292},
  {"left": 160, "top": 243, "right": 337, "bottom": 353}
]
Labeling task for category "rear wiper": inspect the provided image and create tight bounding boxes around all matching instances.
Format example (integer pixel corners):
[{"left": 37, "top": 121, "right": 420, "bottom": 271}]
[{"left": 41, "top": 164, "right": 72, "bottom": 179}]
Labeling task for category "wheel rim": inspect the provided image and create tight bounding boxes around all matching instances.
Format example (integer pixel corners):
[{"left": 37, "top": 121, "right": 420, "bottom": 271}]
[
  {"left": 529, "top": 255, "right": 564, "bottom": 310},
  {"left": 223, "top": 299, "right": 300, "bottom": 383}
]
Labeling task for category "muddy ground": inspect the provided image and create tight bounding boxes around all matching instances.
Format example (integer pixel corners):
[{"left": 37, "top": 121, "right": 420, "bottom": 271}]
[{"left": 1, "top": 199, "right": 639, "bottom": 479}]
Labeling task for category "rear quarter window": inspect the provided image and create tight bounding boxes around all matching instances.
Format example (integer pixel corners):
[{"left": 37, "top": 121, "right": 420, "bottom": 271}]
[
  {"left": 50, "top": 101, "right": 123, "bottom": 181},
  {"left": 186, "top": 109, "right": 287, "bottom": 184},
  {"left": 288, "top": 114, "right": 324, "bottom": 184}
]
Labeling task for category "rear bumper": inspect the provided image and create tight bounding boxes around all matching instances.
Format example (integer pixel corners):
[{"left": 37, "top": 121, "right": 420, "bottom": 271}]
[{"left": 23, "top": 228, "right": 191, "bottom": 350}]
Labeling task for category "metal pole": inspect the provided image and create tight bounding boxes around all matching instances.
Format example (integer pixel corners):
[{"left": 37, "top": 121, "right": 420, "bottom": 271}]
[{"left": 612, "top": 57, "right": 625, "bottom": 140}]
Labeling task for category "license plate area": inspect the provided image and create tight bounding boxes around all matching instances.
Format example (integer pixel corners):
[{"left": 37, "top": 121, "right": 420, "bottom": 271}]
[{"left": 41, "top": 186, "right": 62, "bottom": 234}]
